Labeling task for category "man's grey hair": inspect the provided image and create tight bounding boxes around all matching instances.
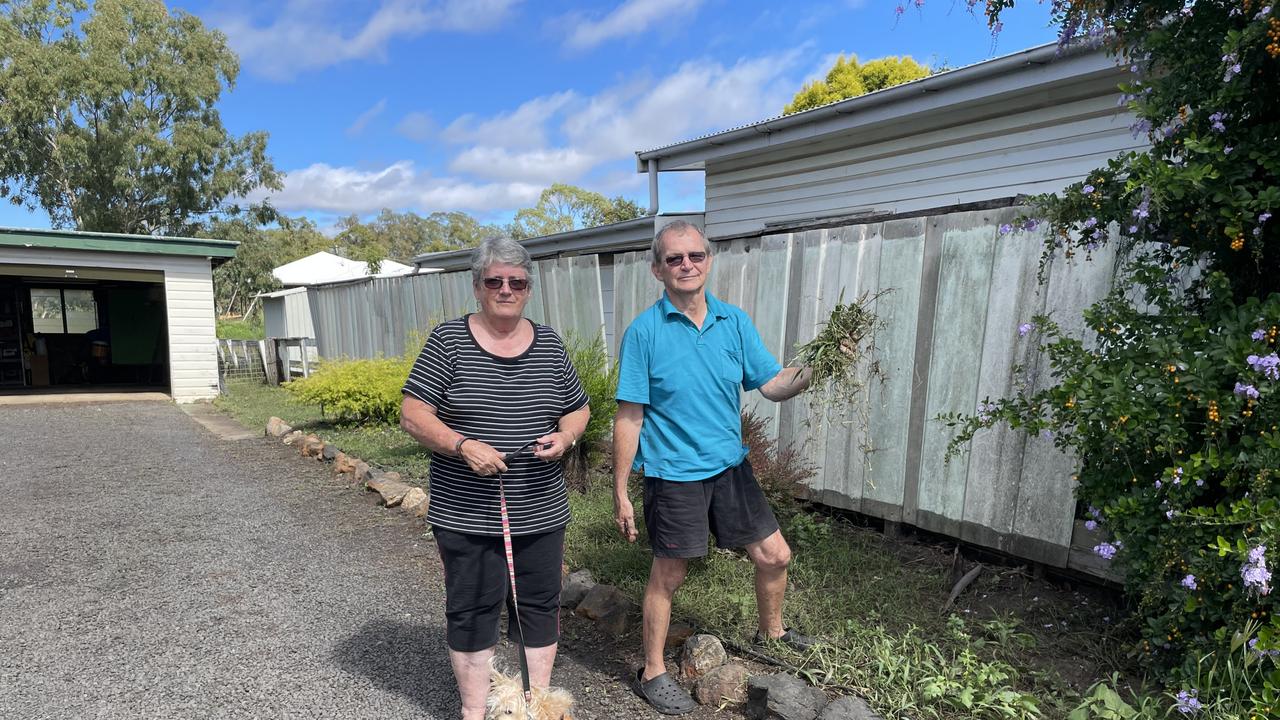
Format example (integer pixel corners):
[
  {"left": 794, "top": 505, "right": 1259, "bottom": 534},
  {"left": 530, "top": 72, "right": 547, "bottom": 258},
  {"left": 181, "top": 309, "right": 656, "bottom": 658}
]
[
  {"left": 651, "top": 220, "right": 711, "bottom": 266},
  {"left": 470, "top": 237, "right": 534, "bottom": 285}
]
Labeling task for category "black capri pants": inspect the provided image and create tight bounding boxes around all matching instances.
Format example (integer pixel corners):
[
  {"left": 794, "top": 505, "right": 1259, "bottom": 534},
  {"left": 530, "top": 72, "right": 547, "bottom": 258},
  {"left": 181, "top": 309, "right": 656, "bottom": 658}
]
[{"left": 433, "top": 526, "right": 565, "bottom": 652}]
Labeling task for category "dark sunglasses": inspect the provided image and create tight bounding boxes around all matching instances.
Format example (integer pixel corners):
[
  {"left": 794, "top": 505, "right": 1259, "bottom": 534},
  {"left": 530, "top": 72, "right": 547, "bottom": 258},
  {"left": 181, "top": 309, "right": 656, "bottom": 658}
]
[
  {"left": 663, "top": 251, "right": 707, "bottom": 267},
  {"left": 481, "top": 276, "right": 529, "bottom": 291}
]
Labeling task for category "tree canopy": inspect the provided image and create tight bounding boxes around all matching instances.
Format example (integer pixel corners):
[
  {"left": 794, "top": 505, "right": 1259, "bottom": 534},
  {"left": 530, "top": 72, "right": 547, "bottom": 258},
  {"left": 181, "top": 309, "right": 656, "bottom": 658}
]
[
  {"left": 784, "top": 55, "right": 930, "bottom": 114},
  {"left": 509, "top": 183, "right": 645, "bottom": 239},
  {"left": 0, "top": 0, "right": 280, "bottom": 235}
]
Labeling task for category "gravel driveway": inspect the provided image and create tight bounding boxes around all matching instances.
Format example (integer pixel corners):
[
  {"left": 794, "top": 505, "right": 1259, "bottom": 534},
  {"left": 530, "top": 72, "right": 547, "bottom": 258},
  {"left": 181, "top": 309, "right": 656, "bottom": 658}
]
[{"left": 0, "top": 401, "right": 751, "bottom": 720}]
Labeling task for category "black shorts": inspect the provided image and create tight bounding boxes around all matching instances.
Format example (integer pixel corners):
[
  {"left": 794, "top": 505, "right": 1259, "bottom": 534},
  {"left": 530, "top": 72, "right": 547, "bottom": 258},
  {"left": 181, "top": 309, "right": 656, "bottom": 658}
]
[
  {"left": 643, "top": 460, "right": 779, "bottom": 559},
  {"left": 433, "top": 526, "right": 565, "bottom": 652}
]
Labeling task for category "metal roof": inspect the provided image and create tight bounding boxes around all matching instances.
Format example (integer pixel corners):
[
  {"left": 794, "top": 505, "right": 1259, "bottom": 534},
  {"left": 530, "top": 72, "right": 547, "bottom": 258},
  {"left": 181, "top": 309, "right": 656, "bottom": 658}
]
[
  {"left": 636, "top": 40, "right": 1113, "bottom": 171},
  {"left": 0, "top": 226, "right": 239, "bottom": 258},
  {"left": 410, "top": 212, "right": 705, "bottom": 271}
]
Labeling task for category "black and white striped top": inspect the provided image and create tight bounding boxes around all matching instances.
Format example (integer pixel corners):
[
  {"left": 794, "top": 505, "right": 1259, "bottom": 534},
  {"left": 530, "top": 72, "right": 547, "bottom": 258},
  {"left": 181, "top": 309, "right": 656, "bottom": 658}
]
[{"left": 403, "top": 316, "right": 588, "bottom": 536}]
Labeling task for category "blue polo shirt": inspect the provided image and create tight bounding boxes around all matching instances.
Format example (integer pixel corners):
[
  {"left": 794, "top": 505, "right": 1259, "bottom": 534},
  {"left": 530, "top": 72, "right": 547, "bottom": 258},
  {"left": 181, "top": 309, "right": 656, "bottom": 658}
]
[{"left": 616, "top": 291, "right": 782, "bottom": 481}]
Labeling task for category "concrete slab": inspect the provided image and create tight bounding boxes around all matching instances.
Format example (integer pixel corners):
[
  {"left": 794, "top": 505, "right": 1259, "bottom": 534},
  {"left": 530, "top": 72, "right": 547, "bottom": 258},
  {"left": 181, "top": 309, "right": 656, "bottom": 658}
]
[
  {"left": 0, "top": 391, "right": 171, "bottom": 406},
  {"left": 180, "top": 402, "right": 260, "bottom": 441}
]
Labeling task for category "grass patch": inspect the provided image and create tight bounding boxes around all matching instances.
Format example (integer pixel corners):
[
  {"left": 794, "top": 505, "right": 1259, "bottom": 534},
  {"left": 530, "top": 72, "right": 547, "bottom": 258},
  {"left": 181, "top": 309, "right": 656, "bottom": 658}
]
[
  {"left": 565, "top": 474, "right": 1133, "bottom": 720},
  {"left": 216, "top": 316, "right": 265, "bottom": 340},
  {"left": 215, "top": 379, "right": 432, "bottom": 478}
]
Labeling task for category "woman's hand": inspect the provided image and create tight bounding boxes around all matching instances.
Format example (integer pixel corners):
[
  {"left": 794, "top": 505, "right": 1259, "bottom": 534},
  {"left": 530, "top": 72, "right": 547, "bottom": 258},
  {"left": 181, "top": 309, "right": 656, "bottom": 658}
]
[
  {"left": 532, "top": 431, "right": 575, "bottom": 462},
  {"left": 459, "top": 439, "right": 508, "bottom": 476}
]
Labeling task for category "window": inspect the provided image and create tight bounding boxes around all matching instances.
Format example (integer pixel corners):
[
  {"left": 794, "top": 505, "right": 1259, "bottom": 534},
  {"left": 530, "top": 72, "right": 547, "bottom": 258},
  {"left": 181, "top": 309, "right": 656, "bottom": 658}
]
[{"left": 30, "top": 288, "right": 99, "bottom": 334}]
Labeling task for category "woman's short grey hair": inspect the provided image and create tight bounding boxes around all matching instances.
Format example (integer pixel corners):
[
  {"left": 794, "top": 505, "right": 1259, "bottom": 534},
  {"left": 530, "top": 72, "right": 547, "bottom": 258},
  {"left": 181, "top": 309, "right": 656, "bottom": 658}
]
[
  {"left": 470, "top": 237, "right": 534, "bottom": 285},
  {"left": 651, "top": 220, "right": 711, "bottom": 266}
]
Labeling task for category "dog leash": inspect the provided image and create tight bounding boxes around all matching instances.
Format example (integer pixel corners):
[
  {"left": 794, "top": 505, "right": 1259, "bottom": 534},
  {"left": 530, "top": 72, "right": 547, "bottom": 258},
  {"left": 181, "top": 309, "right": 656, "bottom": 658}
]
[{"left": 497, "top": 438, "right": 548, "bottom": 707}]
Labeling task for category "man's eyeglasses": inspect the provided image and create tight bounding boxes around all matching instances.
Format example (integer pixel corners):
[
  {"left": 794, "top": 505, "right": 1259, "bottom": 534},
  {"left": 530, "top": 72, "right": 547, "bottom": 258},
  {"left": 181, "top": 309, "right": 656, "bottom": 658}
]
[
  {"left": 482, "top": 276, "right": 529, "bottom": 291},
  {"left": 663, "top": 251, "right": 707, "bottom": 267}
]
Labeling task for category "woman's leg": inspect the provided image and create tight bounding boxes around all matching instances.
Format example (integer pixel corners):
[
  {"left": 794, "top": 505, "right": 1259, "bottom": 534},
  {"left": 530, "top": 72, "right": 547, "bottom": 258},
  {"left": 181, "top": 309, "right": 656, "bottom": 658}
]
[
  {"left": 449, "top": 646, "right": 496, "bottom": 720},
  {"left": 508, "top": 527, "right": 566, "bottom": 687}
]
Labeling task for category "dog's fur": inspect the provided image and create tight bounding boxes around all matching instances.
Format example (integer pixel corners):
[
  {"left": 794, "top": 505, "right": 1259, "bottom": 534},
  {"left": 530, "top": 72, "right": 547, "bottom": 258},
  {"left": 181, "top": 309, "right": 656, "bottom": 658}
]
[{"left": 486, "top": 660, "right": 575, "bottom": 720}]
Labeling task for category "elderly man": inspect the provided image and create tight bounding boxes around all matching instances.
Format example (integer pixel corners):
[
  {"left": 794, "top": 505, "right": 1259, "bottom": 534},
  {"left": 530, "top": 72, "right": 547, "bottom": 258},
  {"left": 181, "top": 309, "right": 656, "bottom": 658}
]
[{"left": 612, "top": 220, "right": 814, "bottom": 715}]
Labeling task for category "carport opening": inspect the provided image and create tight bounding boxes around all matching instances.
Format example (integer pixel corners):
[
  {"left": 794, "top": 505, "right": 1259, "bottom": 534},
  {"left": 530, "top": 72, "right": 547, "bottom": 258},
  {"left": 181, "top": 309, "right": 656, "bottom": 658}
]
[{"left": 0, "top": 273, "right": 168, "bottom": 393}]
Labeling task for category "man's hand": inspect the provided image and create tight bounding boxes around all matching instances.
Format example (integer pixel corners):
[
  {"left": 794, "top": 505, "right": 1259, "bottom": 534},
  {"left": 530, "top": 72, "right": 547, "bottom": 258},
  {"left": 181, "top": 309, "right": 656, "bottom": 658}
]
[
  {"left": 614, "top": 495, "right": 638, "bottom": 543},
  {"left": 460, "top": 440, "right": 508, "bottom": 476}
]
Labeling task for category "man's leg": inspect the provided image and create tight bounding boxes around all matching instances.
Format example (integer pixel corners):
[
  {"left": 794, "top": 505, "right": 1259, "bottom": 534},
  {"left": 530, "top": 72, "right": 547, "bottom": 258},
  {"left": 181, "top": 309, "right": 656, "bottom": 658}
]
[
  {"left": 449, "top": 646, "right": 496, "bottom": 720},
  {"left": 642, "top": 556, "right": 689, "bottom": 680},
  {"left": 744, "top": 529, "right": 792, "bottom": 638}
]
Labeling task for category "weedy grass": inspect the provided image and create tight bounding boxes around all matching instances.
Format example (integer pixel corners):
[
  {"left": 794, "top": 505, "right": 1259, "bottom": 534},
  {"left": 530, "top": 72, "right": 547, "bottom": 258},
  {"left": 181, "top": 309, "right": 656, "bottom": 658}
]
[
  {"left": 789, "top": 290, "right": 885, "bottom": 410},
  {"left": 565, "top": 474, "right": 1140, "bottom": 719},
  {"left": 216, "top": 379, "right": 432, "bottom": 478}
]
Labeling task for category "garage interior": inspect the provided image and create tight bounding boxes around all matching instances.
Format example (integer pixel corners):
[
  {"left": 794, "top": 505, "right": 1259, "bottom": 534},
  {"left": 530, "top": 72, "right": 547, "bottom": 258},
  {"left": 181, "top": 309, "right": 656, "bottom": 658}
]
[{"left": 0, "top": 266, "right": 169, "bottom": 393}]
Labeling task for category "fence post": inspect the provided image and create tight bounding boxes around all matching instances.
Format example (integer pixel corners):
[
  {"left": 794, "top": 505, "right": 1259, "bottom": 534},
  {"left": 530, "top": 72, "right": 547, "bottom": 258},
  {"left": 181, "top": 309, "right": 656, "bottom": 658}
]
[
  {"left": 264, "top": 339, "right": 280, "bottom": 385},
  {"left": 300, "top": 339, "right": 310, "bottom": 378}
]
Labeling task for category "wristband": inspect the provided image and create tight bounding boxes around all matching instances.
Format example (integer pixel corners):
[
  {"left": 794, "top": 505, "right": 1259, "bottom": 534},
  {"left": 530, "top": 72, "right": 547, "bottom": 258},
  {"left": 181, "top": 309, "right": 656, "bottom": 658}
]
[{"left": 454, "top": 437, "right": 474, "bottom": 456}]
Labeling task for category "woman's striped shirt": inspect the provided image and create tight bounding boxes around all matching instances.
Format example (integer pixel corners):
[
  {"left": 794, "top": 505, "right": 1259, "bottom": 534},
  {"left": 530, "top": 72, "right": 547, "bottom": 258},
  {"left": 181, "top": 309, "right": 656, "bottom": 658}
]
[{"left": 402, "top": 315, "right": 588, "bottom": 536}]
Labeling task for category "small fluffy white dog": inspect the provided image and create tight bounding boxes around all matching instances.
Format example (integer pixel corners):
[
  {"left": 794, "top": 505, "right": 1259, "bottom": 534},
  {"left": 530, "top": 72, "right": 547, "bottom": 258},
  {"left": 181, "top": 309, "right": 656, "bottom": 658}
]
[{"left": 486, "top": 659, "right": 576, "bottom": 720}]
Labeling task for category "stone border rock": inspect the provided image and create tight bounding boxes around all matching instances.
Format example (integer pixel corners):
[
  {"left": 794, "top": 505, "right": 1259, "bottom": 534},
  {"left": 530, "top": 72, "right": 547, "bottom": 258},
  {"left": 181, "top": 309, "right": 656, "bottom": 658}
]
[{"left": 262, "top": 416, "right": 881, "bottom": 720}]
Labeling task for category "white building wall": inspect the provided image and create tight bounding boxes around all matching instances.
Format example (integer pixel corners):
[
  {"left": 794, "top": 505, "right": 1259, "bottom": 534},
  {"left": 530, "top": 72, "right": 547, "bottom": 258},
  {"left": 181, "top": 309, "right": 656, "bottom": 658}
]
[
  {"left": 0, "top": 246, "right": 221, "bottom": 402},
  {"left": 702, "top": 73, "right": 1145, "bottom": 239}
]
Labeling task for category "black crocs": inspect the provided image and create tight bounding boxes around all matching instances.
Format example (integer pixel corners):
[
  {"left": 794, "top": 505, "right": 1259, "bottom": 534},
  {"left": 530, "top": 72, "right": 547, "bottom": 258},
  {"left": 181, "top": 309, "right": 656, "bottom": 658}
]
[
  {"left": 634, "top": 669, "right": 697, "bottom": 715},
  {"left": 753, "top": 627, "right": 818, "bottom": 652}
]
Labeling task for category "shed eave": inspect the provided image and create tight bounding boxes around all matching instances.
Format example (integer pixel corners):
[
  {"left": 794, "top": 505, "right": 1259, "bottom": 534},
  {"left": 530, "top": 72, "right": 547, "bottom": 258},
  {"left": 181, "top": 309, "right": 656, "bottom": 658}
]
[{"left": 0, "top": 226, "right": 238, "bottom": 259}]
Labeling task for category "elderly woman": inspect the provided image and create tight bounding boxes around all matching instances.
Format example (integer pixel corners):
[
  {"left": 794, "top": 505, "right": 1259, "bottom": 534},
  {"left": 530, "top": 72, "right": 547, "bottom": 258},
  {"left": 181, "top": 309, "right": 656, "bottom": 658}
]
[{"left": 400, "top": 237, "right": 590, "bottom": 720}]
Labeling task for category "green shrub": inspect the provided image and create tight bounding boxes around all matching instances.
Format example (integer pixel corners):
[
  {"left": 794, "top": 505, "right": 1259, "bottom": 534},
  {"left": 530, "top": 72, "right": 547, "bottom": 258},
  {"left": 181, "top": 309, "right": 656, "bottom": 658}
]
[
  {"left": 562, "top": 331, "right": 618, "bottom": 477},
  {"left": 284, "top": 356, "right": 412, "bottom": 424}
]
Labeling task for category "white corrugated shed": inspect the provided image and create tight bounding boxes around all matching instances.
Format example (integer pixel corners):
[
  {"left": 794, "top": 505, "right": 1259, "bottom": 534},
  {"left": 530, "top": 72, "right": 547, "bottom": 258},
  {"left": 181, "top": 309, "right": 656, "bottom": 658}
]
[
  {"left": 638, "top": 43, "right": 1143, "bottom": 239},
  {"left": 259, "top": 286, "right": 316, "bottom": 339},
  {"left": 272, "top": 251, "right": 415, "bottom": 286},
  {"left": 0, "top": 232, "right": 234, "bottom": 403}
]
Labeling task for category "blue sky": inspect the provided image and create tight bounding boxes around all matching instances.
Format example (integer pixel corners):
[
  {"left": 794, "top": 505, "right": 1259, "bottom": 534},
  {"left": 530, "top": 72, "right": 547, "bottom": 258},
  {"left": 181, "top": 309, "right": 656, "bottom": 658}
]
[{"left": 0, "top": 0, "right": 1060, "bottom": 233}]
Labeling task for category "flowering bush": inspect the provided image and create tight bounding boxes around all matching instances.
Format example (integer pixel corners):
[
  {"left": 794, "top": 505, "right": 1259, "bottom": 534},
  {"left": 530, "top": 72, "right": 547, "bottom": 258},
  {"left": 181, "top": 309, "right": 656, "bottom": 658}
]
[{"left": 930, "top": 0, "right": 1280, "bottom": 714}]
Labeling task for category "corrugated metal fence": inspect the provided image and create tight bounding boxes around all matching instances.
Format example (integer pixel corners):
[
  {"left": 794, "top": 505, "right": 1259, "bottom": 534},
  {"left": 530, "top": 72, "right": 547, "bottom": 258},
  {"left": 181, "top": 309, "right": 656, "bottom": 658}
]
[{"left": 303, "top": 206, "right": 1117, "bottom": 573}]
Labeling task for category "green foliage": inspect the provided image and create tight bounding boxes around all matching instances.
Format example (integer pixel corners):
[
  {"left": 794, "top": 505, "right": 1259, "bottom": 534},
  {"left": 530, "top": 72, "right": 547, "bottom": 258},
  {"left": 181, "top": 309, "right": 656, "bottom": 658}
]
[
  {"left": 216, "top": 314, "right": 263, "bottom": 340},
  {"left": 0, "top": 0, "right": 280, "bottom": 234},
  {"left": 333, "top": 208, "right": 499, "bottom": 265},
  {"left": 283, "top": 356, "right": 412, "bottom": 425},
  {"left": 562, "top": 331, "right": 617, "bottom": 454},
  {"left": 784, "top": 54, "right": 930, "bottom": 114},
  {"left": 932, "top": 0, "right": 1280, "bottom": 713},
  {"left": 508, "top": 183, "right": 645, "bottom": 239}
]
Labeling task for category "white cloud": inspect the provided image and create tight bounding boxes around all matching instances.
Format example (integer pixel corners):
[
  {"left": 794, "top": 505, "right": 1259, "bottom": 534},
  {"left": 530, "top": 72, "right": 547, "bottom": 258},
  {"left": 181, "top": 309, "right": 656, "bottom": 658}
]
[
  {"left": 561, "top": 0, "right": 703, "bottom": 51},
  {"left": 448, "top": 146, "right": 597, "bottom": 184},
  {"left": 264, "top": 50, "right": 803, "bottom": 218},
  {"left": 345, "top": 98, "right": 388, "bottom": 137},
  {"left": 217, "top": 0, "right": 522, "bottom": 81},
  {"left": 259, "top": 161, "right": 543, "bottom": 214},
  {"left": 442, "top": 92, "right": 577, "bottom": 149},
  {"left": 395, "top": 112, "right": 436, "bottom": 142}
]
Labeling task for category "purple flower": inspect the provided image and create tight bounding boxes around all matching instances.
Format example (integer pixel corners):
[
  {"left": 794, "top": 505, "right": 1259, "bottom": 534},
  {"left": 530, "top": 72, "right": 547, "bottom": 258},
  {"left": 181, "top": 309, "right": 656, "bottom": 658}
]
[
  {"left": 1018, "top": 322, "right": 1034, "bottom": 337},
  {"left": 1094, "top": 542, "right": 1119, "bottom": 560},
  {"left": 1088, "top": 505, "right": 1102, "bottom": 520},
  {"left": 1133, "top": 190, "right": 1151, "bottom": 219},
  {"left": 1209, "top": 112, "right": 1227, "bottom": 133},
  {"left": 1155, "top": 479, "right": 1163, "bottom": 489},
  {"left": 1258, "top": 7, "right": 1273, "bottom": 20},
  {"left": 1128, "top": 225, "right": 1139, "bottom": 234},
  {"left": 1082, "top": 184, "right": 1095, "bottom": 194},
  {"left": 1085, "top": 519, "right": 1098, "bottom": 531},
  {"left": 1261, "top": 212, "right": 1273, "bottom": 224},
  {"left": 1236, "top": 382, "right": 1260, "bottom": 399},
  {"left": 1021, "top": 218, "right": 1041, "bottom": 232},
  {"left": 1225, "top": 146, "right": 1234, "bottom": 154},
  {"left": 1166, "top": 509, "right": 1177, "bottom": 520},
  {"left": 1175, "top": 689, "right": 1202, "bottom": 714},
  {"left": 1196, "top": 479, "right": 1204, "bottom": 487},
  {"left": 1083, "top": 216, "right": 1098, "bottom": 229},
  {"left": 1040, "top": 428, "right": 1054, "bottom": 440},
  {"left": 1247, "top": 353, "right": 1280, "bottom": 380},
  {"left": 1253, "top": 329, "right": 1267, "bottom": 341},
  {"left": 1223, "top": 55, "right": 1241, "bottom": 81},
  {"left": 999, "top": 223, "right": 1013, "bottom": 235},
  {"left": 1242, "top": 545, "right": 1272, "bottom": 596},
  {"left": 1172, "top": 467, "right": 1183, "bottom": 485},
  {"left": 976, "top": 401, "right": 997, "bottom": 423},
  {"left": 1130, "top": 118, "right": 1153, "bottom": 138},
  {"left": 1181, "top": 574, "right": 1197, "bottom": 590}
]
